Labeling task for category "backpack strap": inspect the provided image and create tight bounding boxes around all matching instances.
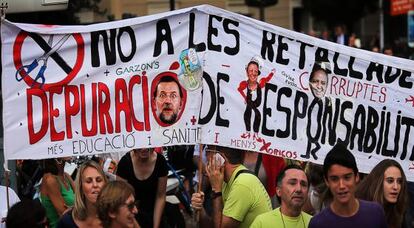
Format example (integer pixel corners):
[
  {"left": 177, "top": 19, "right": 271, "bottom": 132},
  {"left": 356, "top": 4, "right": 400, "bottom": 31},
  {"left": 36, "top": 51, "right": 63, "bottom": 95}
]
[
  {"left": 234, "top": 169, "right": 255, "bottom": 180},
  {"left": 254, "top": 153, "right": 262, "bottom": 175}
]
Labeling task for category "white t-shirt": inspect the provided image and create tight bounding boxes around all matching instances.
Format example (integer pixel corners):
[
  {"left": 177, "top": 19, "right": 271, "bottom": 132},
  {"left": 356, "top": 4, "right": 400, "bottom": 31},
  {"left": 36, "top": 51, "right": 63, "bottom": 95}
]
[{"left": 0, "top": 185, "right": 20, "bottom": 228}]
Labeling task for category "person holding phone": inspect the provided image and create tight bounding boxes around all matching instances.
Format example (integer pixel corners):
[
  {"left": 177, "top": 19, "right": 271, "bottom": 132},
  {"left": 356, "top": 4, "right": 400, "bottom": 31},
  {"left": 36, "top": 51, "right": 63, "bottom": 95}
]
[{"left": 191, "top": 146, "right": 271, "bottom": 228}]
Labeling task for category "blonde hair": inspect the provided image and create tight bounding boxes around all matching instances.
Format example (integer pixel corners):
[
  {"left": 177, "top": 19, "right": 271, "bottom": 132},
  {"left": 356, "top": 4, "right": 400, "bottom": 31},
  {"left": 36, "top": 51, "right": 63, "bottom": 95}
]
[
  {"left": 97, "top": 181, "right": 135, "bottom": 228},
  {"left": 72, "top": 160, "right": 108, "bottom": 221}
]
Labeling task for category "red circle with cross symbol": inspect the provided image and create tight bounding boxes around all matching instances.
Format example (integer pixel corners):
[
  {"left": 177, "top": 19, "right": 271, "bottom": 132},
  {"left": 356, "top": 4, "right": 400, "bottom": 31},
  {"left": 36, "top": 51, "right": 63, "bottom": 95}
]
[{"left": 13, "top": 31, "right": 84, "bottom": 90}]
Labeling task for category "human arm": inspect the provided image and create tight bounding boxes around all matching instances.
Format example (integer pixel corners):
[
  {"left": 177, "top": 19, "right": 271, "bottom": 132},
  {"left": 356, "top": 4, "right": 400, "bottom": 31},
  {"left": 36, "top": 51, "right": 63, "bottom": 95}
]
[
  {"left": 191, "top": 191, "right": 205, "bottom": 210},
  {"left": 153, "top": 175, "right": 167, "bottom": 228},
  {"left": 64, "top": 173, "right": 75, "bottom": 193},
  {"left": 210, "top": 188, "right": 241, "bottom": 228},
  {"left": 191, "top": 192, "right": 214, "bottom": 226},
  {"left": 221, "top": 215, "right": 240, "bottom": 228},
  {"left": 43, "top": 174, "right": 68, "bottom": 216},
  {"left": 211, "top": 196, "right": 241, "bottom": 228},
  {"left": 116, "top": 153, "right": 130, "bottom": 181},
  {"left": 206, "top": 154, "right": 225, "bottom": 228},
  {"left": 258, "top": 68, "right": 275, "bottom": 88}
]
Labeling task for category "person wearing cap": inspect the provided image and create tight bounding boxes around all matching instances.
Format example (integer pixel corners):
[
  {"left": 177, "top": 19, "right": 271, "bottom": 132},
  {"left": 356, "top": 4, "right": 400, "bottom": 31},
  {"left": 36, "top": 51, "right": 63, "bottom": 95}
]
[
  {"left": 238, "top": 57, "right": 275, "bottom": 133},
  {"left": 309, "top": 144, "right": 387, "bottom": 228}
]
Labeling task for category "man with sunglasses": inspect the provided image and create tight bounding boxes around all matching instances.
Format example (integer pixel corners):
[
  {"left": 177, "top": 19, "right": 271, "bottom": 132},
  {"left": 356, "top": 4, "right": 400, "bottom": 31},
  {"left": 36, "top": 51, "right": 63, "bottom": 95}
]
[{"left": 191, "top": 146, "right": 271, "bottom": 228}]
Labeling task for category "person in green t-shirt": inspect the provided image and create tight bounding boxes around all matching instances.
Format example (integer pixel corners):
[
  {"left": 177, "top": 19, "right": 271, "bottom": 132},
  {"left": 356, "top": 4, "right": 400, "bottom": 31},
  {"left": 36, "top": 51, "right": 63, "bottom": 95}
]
[
  {"left": 251, "top": 164, "right": 312, "bottom": 228},
  {"left": 40, "top": 158, "right": 75, "bottom": 228},
  {"left": 191, "top": 146, "right": 272, "bottom": 228}
]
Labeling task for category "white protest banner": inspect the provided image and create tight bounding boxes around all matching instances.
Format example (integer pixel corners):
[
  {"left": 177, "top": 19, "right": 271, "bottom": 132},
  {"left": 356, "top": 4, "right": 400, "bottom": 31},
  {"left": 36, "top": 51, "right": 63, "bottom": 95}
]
[
  {"left": 2, "top": 5, "right": 414, "bottom": 180},
  {"left": 196, "top": 6, "right": 414, "bottom": 180},
  {"left": 2, "top": 7, "right": 207, "bottom": 160}
]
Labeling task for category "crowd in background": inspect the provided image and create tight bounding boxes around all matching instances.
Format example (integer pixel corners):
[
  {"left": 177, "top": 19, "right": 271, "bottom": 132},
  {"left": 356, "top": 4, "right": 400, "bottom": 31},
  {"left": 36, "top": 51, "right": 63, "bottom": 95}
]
[{"left": 306, "top": 24, "right": 413, "bottom": 59}]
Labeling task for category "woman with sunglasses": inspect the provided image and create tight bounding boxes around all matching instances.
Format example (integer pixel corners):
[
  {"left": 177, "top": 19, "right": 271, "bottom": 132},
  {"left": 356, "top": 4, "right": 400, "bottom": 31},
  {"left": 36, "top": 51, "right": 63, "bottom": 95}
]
[
  {"left": 97, "top": 181, "right": 140, "bottom": 228},
  {"left": 57, "top": 160, "right": 108, "bottom": 227}
]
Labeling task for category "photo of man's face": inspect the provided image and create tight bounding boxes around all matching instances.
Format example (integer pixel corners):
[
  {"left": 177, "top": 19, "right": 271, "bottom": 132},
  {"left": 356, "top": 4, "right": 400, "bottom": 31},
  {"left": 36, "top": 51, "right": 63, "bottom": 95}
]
[
  {"left": 155, "top": 79, "right": 182, "bottom": 124},
  {"left": 309, "top": 69, "right": 328, "bottom": 99}
]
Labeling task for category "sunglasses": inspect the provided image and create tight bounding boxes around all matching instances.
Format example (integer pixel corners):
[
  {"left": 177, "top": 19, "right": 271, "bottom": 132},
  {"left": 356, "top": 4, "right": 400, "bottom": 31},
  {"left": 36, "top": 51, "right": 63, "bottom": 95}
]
[{"left": 124, "top": 201, "right": 139, "bottom": 211}]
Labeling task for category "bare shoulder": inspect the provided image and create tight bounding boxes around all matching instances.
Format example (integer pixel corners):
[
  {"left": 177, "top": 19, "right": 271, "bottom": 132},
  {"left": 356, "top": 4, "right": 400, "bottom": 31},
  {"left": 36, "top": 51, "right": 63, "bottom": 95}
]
[
  {"left": 43, "top": 173, "right": 58, "bottom": 185},
  {"left": 41, "top": 173, "right": 59, "bottom": 193}
]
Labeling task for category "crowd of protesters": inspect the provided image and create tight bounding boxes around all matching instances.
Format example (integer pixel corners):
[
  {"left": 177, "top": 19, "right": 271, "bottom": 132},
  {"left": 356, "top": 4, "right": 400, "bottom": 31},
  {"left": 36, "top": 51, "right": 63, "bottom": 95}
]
[
  {"left": 1, "top": 141, "right": 413, "bottom": 228},
  {"left": 2, "top": 93, "right": 411, "bottom": 228},
  {"left": 191, "top": 144, "right": 413, "bottom": 228}
]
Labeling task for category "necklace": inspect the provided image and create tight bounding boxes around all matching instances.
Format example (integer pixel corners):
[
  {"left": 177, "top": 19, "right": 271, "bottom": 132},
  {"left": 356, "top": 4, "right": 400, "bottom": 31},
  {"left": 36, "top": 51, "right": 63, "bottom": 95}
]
[{"left": 279, "top": 208, "right": 305, "bottom": 228}]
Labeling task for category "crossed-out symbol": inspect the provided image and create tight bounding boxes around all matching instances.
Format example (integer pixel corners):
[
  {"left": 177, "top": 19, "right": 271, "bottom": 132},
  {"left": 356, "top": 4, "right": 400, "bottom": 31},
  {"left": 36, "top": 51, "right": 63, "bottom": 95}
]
[{"left": 13, "top": 31, "right": 84, "bottom": 90}]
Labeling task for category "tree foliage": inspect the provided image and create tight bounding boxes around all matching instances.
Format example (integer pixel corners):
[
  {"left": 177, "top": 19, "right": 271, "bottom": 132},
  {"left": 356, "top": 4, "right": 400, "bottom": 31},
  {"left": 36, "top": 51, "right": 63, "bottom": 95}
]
[{"left": 302, "top": 0, "right": 379, "bottom": 28}]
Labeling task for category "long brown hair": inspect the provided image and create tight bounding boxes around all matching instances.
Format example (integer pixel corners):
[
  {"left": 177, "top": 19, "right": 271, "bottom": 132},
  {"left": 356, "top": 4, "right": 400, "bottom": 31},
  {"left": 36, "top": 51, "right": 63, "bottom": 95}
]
[
  {"left": 356, "top": 159, "right": 407, "bottom": 228},
  {"left": 73, "top": 160, "right": 108, "bottom": 221}
]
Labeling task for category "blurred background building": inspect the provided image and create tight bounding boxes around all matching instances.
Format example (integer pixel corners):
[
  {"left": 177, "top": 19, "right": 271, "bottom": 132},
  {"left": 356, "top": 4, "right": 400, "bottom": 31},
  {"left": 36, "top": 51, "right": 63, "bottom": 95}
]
[{"left": 4, "top": 0, "right": 413, "bottom": 57}]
